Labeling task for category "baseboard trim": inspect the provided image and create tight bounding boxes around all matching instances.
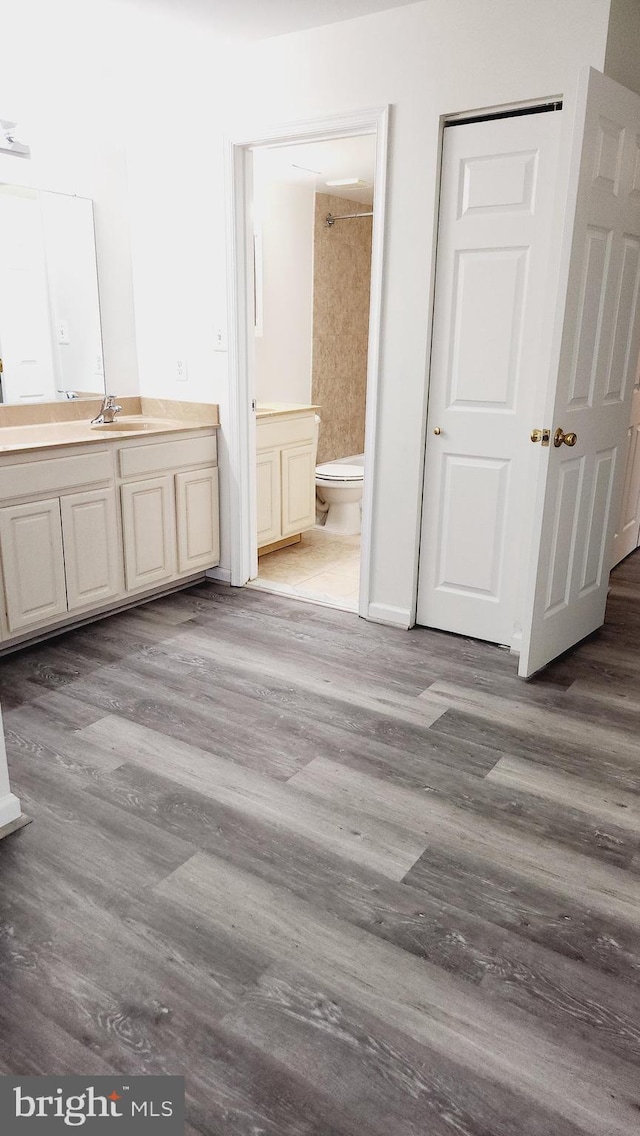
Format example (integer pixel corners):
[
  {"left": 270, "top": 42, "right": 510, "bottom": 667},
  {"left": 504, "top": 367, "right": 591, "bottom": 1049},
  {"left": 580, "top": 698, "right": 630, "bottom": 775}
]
[
  {"left": 0, "top": 813, "right": 30, "bottom": 841},
  {"left": 0, "top": 792, "right": 21, "bottom": 830},
  {"left": 367, "top": 602, "right": 411, "bottom": 628},
  {"left": 206, "top": 566, "right": 232, "bottom": 584}
]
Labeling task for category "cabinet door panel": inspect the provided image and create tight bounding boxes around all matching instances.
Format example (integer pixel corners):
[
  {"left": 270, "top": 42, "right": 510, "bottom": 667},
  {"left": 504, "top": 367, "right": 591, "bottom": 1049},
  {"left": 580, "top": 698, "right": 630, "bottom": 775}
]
[
  {"left": 281, "top": 443, "right": 316, "bottom": 537},
  {"left": 121, "top": 476, "right": 176, "bottom": 591},
  {"left": 257, "top": 449, "right": 281, "bottom": 547},
  {"left": 0, "top": 498, "right": 67, "bottom": 633},
  {"left": 175, "top": 467, "right": 220, "bottom": 574},
  {"left": 61, "top": 488, "right": 122, "bottom": 611}
]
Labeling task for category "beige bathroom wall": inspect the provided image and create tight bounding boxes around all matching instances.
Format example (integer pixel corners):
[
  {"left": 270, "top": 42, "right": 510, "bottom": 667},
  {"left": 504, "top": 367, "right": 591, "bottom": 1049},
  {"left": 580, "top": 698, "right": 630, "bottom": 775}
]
[{"left": 312, "top": 193, "right": 372, "bottom": 464}]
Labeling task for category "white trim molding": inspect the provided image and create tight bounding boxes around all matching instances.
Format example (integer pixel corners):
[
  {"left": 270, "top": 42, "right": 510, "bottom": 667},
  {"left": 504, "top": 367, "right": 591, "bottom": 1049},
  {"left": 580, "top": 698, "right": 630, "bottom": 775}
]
[
  {"left": 367, "top": 602, "right": 411, "bottom": 628},
  {"left": 206, "top": 566, "right": 232, "bottom": 585},
  {"left": 225, "top": 106, "right": 390, "bottom": 607},
  {"left": 0, "top": 792, "right": 21, "bottom": 830},
  {"left": 0, "top": 704, "right": 21, "bottom": 830}
]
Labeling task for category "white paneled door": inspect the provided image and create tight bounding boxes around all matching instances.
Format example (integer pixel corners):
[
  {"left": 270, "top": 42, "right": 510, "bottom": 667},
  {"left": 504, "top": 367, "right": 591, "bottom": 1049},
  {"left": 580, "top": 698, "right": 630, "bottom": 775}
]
[
  {"left": 520, "top": 70, "right": 640, "bottom": 676},
  {"left": 417, "top": 109, "right": 562, "bottom": 644},
  {"left": 611, "top": 386, "right": 640, "bottom": 567}
]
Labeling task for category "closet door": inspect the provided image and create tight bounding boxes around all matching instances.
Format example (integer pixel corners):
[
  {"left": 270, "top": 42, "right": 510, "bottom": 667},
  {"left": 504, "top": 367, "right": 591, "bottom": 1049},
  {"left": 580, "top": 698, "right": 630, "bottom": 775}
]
[
  {"left": 611, "top": 386, "right": 640, "bottom": 566},
  {"left": 417, "top": 108, "right": 562, "bottom": 645},
  {"left": 519, "top": 69, "right": 640, "bottom": 675}
]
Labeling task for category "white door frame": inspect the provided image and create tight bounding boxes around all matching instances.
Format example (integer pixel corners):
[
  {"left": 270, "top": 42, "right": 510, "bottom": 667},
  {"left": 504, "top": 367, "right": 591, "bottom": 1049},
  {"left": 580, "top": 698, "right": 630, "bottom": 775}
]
[{"left": 224, "top": 105, "right": 389, "bottom": 617}]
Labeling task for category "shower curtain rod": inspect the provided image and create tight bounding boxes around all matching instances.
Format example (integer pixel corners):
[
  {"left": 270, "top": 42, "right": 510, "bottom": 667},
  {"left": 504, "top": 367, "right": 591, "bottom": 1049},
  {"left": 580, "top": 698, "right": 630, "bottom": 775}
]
[{"left": 325, "top": 210, "right": 374, "bottom": 227}]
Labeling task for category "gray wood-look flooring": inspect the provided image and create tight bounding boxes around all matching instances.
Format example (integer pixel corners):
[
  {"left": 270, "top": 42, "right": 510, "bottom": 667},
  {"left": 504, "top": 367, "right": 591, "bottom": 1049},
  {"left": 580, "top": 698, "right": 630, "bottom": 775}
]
[{"left": 1, "top": 553, "right": 640, "bottom": 1134}]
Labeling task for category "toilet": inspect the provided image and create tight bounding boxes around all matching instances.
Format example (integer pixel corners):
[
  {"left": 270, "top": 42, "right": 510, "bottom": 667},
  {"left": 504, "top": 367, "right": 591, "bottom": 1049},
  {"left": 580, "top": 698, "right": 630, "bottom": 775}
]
[{"left": 315, "top": 453, "right": 364, "bottom": 535}]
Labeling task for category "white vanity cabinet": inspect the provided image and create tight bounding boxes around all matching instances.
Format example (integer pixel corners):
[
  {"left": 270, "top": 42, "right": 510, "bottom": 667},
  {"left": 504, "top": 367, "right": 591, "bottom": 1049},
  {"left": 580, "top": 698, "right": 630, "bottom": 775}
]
[
  {"left": 61, "top": 488, "right": 121, "bottom": 611},
  {"left": 0, "top": 488, "right": 121, "bottom": 634},
  {"left": 121, "top": 475, "right": 177, "bottom": 590},
  {"left": 0, "top": 424, "right": 220, "bottom": 650},
  {"left": 118, "top": 432, "right": 219, "bottom": 592},
  {"left": 0, "top": 447, "right": 120, "bottom": 635},
  {"left": 0, "top": 498, "right": 68, "bottom": 632},
  {"left": 256, "top": 407, "right": 318, "bottom": 551},
  {"left": 256, "top": 449, "right": 282, "bottom": 547}
]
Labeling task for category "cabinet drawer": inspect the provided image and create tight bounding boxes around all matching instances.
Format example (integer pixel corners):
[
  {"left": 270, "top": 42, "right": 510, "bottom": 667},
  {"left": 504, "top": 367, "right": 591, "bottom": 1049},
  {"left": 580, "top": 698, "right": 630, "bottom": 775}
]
[
  {"left": 257, "top": 415, "right": 317, "bottom": 451},
  {"left": 119, "top": 434, "right": 217, "bottom": 479},
  {"left": 0, "top": 450, "right": 112, "bottom": 501}
]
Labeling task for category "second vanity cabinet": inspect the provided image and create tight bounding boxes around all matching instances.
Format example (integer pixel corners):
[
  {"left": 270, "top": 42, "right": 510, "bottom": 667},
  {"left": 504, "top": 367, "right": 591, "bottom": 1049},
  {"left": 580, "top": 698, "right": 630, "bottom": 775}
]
[
  {"left": 257, "top": 407, "right": 318, "bottom": 550},
  {"left": 0, "top": 426, "right": 219, "bottom": 647}
]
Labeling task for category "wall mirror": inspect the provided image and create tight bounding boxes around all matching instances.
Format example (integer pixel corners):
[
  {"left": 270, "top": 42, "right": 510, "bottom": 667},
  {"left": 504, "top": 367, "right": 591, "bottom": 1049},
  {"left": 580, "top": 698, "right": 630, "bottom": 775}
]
[{"left": 0, "top": 183, "right": 105, "bottom": 404}]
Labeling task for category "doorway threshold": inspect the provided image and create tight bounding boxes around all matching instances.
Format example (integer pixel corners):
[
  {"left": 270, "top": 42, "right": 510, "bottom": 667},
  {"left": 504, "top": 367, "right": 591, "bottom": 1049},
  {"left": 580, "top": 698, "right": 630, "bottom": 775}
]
[{"left": 247, "top": 576, "right": 359, "bottom": 615}]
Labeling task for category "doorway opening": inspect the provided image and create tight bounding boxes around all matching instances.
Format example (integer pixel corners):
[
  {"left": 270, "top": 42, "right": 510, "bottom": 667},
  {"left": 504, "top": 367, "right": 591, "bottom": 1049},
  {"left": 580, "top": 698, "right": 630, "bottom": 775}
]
[
  {"left": 226, "top": 107, "right": 388, "bottom": 619},
  {"left": 250, "top": 135, "right": 376, "bottom": 612}
]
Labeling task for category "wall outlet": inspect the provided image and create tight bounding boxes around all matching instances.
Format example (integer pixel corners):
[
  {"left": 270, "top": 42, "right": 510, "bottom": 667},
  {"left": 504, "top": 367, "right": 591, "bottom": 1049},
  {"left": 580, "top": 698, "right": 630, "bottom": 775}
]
[
  {"left": 57, "top": 321, "right": 70, "bottom": 345},
  {"left": 95, "top": 353, "right": 104, "bottom": 376},
  {"left": 214, "top": 327, "right": 227, "bottom": 352},
  {"left": 176, "top": 358, "right": 188, "bottom": 382}
]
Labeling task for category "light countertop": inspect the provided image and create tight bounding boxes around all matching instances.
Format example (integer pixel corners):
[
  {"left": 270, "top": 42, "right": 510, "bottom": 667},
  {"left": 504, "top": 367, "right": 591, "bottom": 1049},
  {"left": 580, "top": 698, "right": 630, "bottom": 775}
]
[
  {"left": 0, "top": 416, "right": 216, "bottom": 456},
  {"left": 256, "top": 403, "right": 320, "bottom": 420}
]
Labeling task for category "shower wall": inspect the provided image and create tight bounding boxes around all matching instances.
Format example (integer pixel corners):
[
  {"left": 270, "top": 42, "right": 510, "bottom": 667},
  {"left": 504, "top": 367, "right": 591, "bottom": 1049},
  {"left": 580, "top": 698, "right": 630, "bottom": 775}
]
[{"left": 311, "top": 192, "right": 372, "bottom": 464}]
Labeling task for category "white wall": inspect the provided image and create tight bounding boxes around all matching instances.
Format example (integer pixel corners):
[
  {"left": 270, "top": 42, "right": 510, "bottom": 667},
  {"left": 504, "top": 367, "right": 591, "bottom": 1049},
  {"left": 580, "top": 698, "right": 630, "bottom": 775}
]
[
  {"left": 253, "top": 178, "right": 315, "bottom": 405},
  {"left": 0, "top": 0, "right": 139, "bottom": 396},
  {"left": 2, "top": 0, "right": 613, "bottom": 608},
  {"left": 117, "top": 0, "right": 614, "bottom": 603},
  {"left": 225, "top": 0, "right": 612, "bottom": 623},
  {"left": 605, "top": 0, "right": 640, "bottom": 94}
]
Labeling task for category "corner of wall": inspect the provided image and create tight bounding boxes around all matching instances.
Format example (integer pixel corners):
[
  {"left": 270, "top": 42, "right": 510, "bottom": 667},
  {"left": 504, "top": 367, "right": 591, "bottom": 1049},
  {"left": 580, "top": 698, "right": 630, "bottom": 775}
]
[{"left": 604, "top": 0, "right": 640, "bottom": 95}]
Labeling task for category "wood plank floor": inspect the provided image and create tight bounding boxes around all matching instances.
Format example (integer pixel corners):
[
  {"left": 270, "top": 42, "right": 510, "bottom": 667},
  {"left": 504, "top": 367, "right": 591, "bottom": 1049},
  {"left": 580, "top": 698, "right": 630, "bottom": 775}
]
[{"left": 1, "top": 552, "right": 640, "bottom": 1134}]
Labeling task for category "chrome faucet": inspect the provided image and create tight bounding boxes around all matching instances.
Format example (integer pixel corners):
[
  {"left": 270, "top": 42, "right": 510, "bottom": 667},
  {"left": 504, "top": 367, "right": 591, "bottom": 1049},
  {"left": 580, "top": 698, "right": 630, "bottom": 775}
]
[{"left": 91, "top": 394, "right": 122, "bottom": 425}]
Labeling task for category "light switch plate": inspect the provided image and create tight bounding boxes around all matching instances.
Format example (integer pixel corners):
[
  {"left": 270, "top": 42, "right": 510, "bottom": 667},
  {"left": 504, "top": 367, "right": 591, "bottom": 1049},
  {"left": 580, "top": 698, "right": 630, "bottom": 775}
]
[
  {"left": 214, "top": 327, "right": 227, "bottom": 352},
  {"left": 57, "top": 321, "right": 69, "bottom": 345}
]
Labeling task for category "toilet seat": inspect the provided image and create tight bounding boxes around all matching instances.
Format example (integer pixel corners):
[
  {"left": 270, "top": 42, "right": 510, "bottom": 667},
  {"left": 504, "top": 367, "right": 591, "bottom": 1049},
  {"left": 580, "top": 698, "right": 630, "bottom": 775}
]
[{"left": 315, "top": 460, "right": 364, "bottom": 482}]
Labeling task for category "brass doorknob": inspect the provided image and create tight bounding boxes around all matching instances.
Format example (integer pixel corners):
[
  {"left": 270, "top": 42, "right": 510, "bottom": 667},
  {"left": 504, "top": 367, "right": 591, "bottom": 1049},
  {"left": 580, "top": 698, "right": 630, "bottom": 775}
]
[
  {"left": 433, "top": 426, "right": 442, "bottom": 435},
  {"left": 554, "top": 427, "right": 577, "bottom": 448},
  {"left": 531, "top": 428, "right": 551, "bottom": 445}
]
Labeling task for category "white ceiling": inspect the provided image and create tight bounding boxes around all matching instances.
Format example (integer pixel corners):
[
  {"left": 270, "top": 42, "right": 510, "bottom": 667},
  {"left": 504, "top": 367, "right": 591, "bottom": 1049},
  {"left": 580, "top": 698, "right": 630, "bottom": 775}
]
[
  {"left": 127, "top": 0, "right": 418, "bottom": 40},
  {"left": 253, "top": 135, "right": 377, "bottom": 203}
]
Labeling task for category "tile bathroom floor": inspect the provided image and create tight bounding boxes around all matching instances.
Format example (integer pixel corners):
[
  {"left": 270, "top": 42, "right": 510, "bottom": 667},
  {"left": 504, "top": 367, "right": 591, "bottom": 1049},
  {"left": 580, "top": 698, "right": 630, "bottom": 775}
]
[{"left": 252, "top": 526, "right": 360, "bottom": 610}]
